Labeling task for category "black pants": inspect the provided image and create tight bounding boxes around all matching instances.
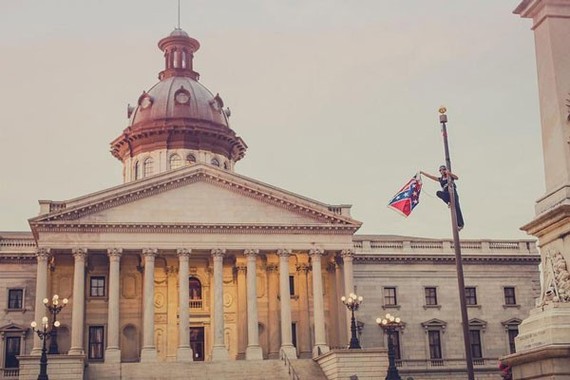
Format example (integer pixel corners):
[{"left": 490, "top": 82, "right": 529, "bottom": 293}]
[{"left": 436, "top": 190, "right": 464, "bottom": 228}]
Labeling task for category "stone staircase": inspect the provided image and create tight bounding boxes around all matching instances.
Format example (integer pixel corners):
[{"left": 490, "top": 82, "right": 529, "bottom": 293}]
[{"left": 87, "top": 359, "right": 327, "bottom": 380}]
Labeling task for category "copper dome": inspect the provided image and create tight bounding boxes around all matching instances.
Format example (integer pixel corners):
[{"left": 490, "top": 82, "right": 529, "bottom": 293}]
[{"left": 110, "top": 28, "right": 247, "bottom": 172}]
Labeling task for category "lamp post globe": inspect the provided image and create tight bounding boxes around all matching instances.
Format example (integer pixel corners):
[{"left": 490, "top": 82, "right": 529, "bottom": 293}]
[
  {"left": 377, "top": 313, "right": 403, "bottom": 380},
  {"left": 342, "top": 293, "right": 363, "bottom": 349}
]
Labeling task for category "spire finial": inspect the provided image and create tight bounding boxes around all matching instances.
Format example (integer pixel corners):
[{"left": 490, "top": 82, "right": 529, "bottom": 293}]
[{"left": 177, "top": 0, "right": 181, "bottom": 29}]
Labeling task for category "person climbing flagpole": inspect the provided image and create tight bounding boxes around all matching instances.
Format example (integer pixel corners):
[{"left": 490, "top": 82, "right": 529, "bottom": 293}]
[{"left": 436, "top": 106, "right": 474, "bottom": 380}]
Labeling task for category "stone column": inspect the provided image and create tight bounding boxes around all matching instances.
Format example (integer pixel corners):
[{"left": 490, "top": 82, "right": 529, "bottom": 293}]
[
  {"left": 211, "top": 249, "right": 229, "bottom": 361},
  {"left": 244, "top": 249, "right": 263, "bottom": 360},
  {"left": 327, "top": 259, "right": 339, "bottom": 348},
  {"left": 105, "top": 248, "right": 122, "bottom": 363},
  {"left": 141, "top": 248, "right": 158, "bottom": 362},
  {"left": 177, "top": 248, "right": 193, "bottom": 362},
  {"left": 32, "top": 248, "right": 50, "bottom": 355},
  {"left": 341, "top": 249, "right": 355, "bottom": 342},
  {"left": 235, "top": 258, "right": 248, "bottom": 359},
  {"left": 278, "top": 249, "right": 297, "bottom": 359},
  {"left": 335, "top": 258, "right": 348, "bottom": 347},
  {"left": 68, "top": 248, "right": 87, "bottom": 355},
  {"left": 309, "top": 249, "right": 329, "bottom": 357},
  {"left": 296, "top": 258, "right": 311, "bottom": 357},
  {"left": 266, "top": 259, "right": 280, "bottom": 359}
]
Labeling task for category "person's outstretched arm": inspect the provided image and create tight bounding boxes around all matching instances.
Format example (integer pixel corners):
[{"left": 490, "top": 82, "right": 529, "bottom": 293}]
[{"left": 420, "top": 171, "right": 438, "bottom": 182}]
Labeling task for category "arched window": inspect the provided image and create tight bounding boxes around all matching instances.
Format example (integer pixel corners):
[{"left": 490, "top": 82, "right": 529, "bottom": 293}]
[
  {"left": 187, "top": 154, "right": 196, "bottom": 164},
  {"left": 189, "top": 277, "right": 202, "bottom": 309},
  {"left": 143, "top": 158, "right": 154, "bottom": 177},
  {"left": 169, "top": 154, "right": 182, "bottom": 170},
  {"left": 211, "top": 158, "right": 220, "bottom": 167},
  {"left": 134, "top": 161, "right": 140, "bottom": 180}
]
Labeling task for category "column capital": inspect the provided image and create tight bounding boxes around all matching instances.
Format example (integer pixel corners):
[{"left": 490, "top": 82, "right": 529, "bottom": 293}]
[
  {"left": 244, "top": 249, "right": 259, "bottom": 257},
  {"left": 177, "top": 248, "right": 192, "bottom": 258},
  {"left": 341, "top": 249, "right": 355, "bottom": 259},
  {"left": 36, "top": 248, "right": 51, "bottom": 261},
  {"left": 142, "top": 248, "right": 158, "bottom": 258},
  {"left": 277, "top": 249, "right": 291, "bottom": 257},
  {"left": 72, "top": 247, "right": 87, "bottom": 259},
  {"left": 211, "top": 248, "right": 226, "bottom": 258},
  {"left": 107, "top": 248, "right": 123, "bottom": 260},
  {"left": 309, "top": 248, "right": 325, "bottom": 257}
]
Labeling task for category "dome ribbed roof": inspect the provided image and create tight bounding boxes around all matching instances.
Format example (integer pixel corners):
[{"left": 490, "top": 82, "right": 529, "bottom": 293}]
[{"left": 110, "top": 29, "right": 247, "bottom": 164}]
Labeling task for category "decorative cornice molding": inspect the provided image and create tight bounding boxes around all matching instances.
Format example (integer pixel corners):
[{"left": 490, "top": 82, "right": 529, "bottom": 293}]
[{"left": 32, "top": 222, "right": 357, "bottom": 235}]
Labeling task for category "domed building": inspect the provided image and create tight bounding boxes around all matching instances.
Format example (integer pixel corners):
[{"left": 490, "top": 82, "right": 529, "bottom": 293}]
[{"left": 0, "top": 26, "right": 540, "bottom": 380}]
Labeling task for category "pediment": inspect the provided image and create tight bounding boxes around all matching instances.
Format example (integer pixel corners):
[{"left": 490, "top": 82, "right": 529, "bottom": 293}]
[
  {"left": 421, "top": 318, "right": 447, "bottom": 330},
  {"left": 501, "top": 318, "right": 522, "bottom": 327},
  {"left": 0, "top": 323, "right": 28, "bottom": 334},
  {"left": 30, "top": 165, "right": 361, "bottom": 233}
]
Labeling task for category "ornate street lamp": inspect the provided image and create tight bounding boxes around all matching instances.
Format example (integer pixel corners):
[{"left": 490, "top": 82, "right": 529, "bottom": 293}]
[
  {"left": 377, "top": 313, "right": 403, "bottom": 380},
  {"left": 31, "top": 316, "right": 60, "bottom": 380},
  {"left": 43, "top": 294, "right": 68, "bottom": 354},
  {"left": 341, "top": 293, "right": 363, "bottom": 349}
]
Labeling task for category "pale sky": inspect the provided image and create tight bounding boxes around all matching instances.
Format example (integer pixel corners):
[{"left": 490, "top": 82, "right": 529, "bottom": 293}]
[{"left": 0, "top": 1, "right": 544, "bottom": 240}]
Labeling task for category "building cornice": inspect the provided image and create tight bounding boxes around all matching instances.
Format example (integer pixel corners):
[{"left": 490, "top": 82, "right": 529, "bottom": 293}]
[{"left": 354, "top": 254, "right": 540, "bottom": 265}]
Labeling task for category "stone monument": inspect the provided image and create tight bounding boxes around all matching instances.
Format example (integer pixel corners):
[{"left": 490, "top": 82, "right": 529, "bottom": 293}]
[{"left": 506, "top": 1, "right": 570, "bottom": 379}]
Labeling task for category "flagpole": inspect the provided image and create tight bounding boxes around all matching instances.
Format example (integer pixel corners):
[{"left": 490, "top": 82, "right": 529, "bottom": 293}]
[{"left": 438, "top": 106, "right": 474, "bottom": 380}]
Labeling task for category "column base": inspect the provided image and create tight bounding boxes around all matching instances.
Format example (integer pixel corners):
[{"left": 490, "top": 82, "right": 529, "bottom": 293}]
[
  {"left": 279, "top": 345, "right": 297, "bottom": 359},
  {"left": 245, "top": 345, "right": 263, "bottom": 360},
  {"left": 211, "top": 345, "right": 230, "bottom": 361},
  {"left": 104, "top": 348, "right": 121, "bottom": 363},
  {"left": 177, "top": 346, "right": 194, "bottom": 362},
  {"left": 140, "top": 347, "right": 158, "bottom": 362},
  {"left": 312, "top": 344, "right": 330, "bottom": 358},
  {"left": 68, "top": 347, "right": 85, "bottom": 355}
]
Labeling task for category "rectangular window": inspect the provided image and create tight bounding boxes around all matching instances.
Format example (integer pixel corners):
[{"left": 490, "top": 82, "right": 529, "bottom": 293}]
[
  {"left": 425, "top": 287, "right": 438, "bottom": 306},
  {"left": 470, "top": 330, "right": 483, "bottom": 359},
  {"left": 4, "top": 336, "right": 20, "bottom": 368},
  {"left": 88, "top": 326, "right": 105, "bottom": 360},
  {"left": 508, "top": 328, "right": 519, "bottom": 354},
  {"left": 8, "top": 289, "right": 23, "bottom": 310},
  {"left": 428, "top": 330, "right": 442, "bottom": 359},
  {"left": 90, "top": 277, "right": 106, "bottom": 297},
  {"left": 289, "top": 275, "right": 295, "bottom": 296},
  {"left": 465, "top": 287, "right": 477, "bottom": 305},
  {"left": 504, "top": 287, "right": 516, "bottom": 305},
  {"left": 384, "top": 287, "right": 397, "bottom": 306}
]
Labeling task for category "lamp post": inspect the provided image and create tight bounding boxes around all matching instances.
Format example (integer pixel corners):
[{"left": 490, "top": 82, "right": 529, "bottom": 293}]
[
  {"left": 31, "top": 316, "right": 59, "bottom": 380},
  {"left": 43, "top": 294, "right": 68, "bottom": 354},
  {"left": 377, "top": 313, "right": 403, "bottom": 380},
  {"left": 438, "top": 107, "right": 474, "bottom": 380},
  {"left": 341, "top": 293, "right": 363, "bottom": 349}
]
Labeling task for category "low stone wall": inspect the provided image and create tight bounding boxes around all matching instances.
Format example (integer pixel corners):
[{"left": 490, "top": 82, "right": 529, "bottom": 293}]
[
  {"left": 315, "top": 348, "right": 388, "bottom": 380},
  {"left": 18, "top": 354, "right": 85, "bottom": 380}
]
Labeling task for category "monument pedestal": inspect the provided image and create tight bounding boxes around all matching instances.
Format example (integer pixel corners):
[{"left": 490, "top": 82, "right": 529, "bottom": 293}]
[{"left": 504, "top": 304, "right": 570, "bottom": 379}]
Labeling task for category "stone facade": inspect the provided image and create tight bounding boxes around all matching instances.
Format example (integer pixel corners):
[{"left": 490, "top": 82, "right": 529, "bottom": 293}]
[{"left": 0, "top": 229, "right": 540, "bottom": 379}]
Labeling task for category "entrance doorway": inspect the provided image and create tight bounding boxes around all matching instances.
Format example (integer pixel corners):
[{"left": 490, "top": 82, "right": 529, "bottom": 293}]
[{"left": 190, "top": 327, "right": 205, "bottom": 361}]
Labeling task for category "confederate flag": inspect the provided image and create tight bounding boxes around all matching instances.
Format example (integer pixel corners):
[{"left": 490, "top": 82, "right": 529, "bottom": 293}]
[{"left": 387, "top": 174, "right": 422, "bottom": 217}]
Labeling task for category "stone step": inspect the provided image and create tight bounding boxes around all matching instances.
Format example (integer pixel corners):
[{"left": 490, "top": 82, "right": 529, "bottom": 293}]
[{"left": 87, "top": 359, "right": 295, "bottom": 380}]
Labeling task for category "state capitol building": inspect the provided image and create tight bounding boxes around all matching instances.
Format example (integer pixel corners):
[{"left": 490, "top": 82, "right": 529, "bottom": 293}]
[{"left": 0, "top": 27, "right": 540, "bottom": 380}]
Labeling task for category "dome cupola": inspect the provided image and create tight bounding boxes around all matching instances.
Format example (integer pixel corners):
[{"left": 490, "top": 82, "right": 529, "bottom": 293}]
[{"left": 110, "top": 28, "right": 247, "bottom": 183}]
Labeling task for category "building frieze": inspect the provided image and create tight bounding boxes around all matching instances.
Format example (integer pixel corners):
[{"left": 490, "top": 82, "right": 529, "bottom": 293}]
[
  {"left": 32, "top": 222, "right": 357, "bottom": 235},
  {"left": 354, "top": 254, "right": 541, "bottom": 265}
]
